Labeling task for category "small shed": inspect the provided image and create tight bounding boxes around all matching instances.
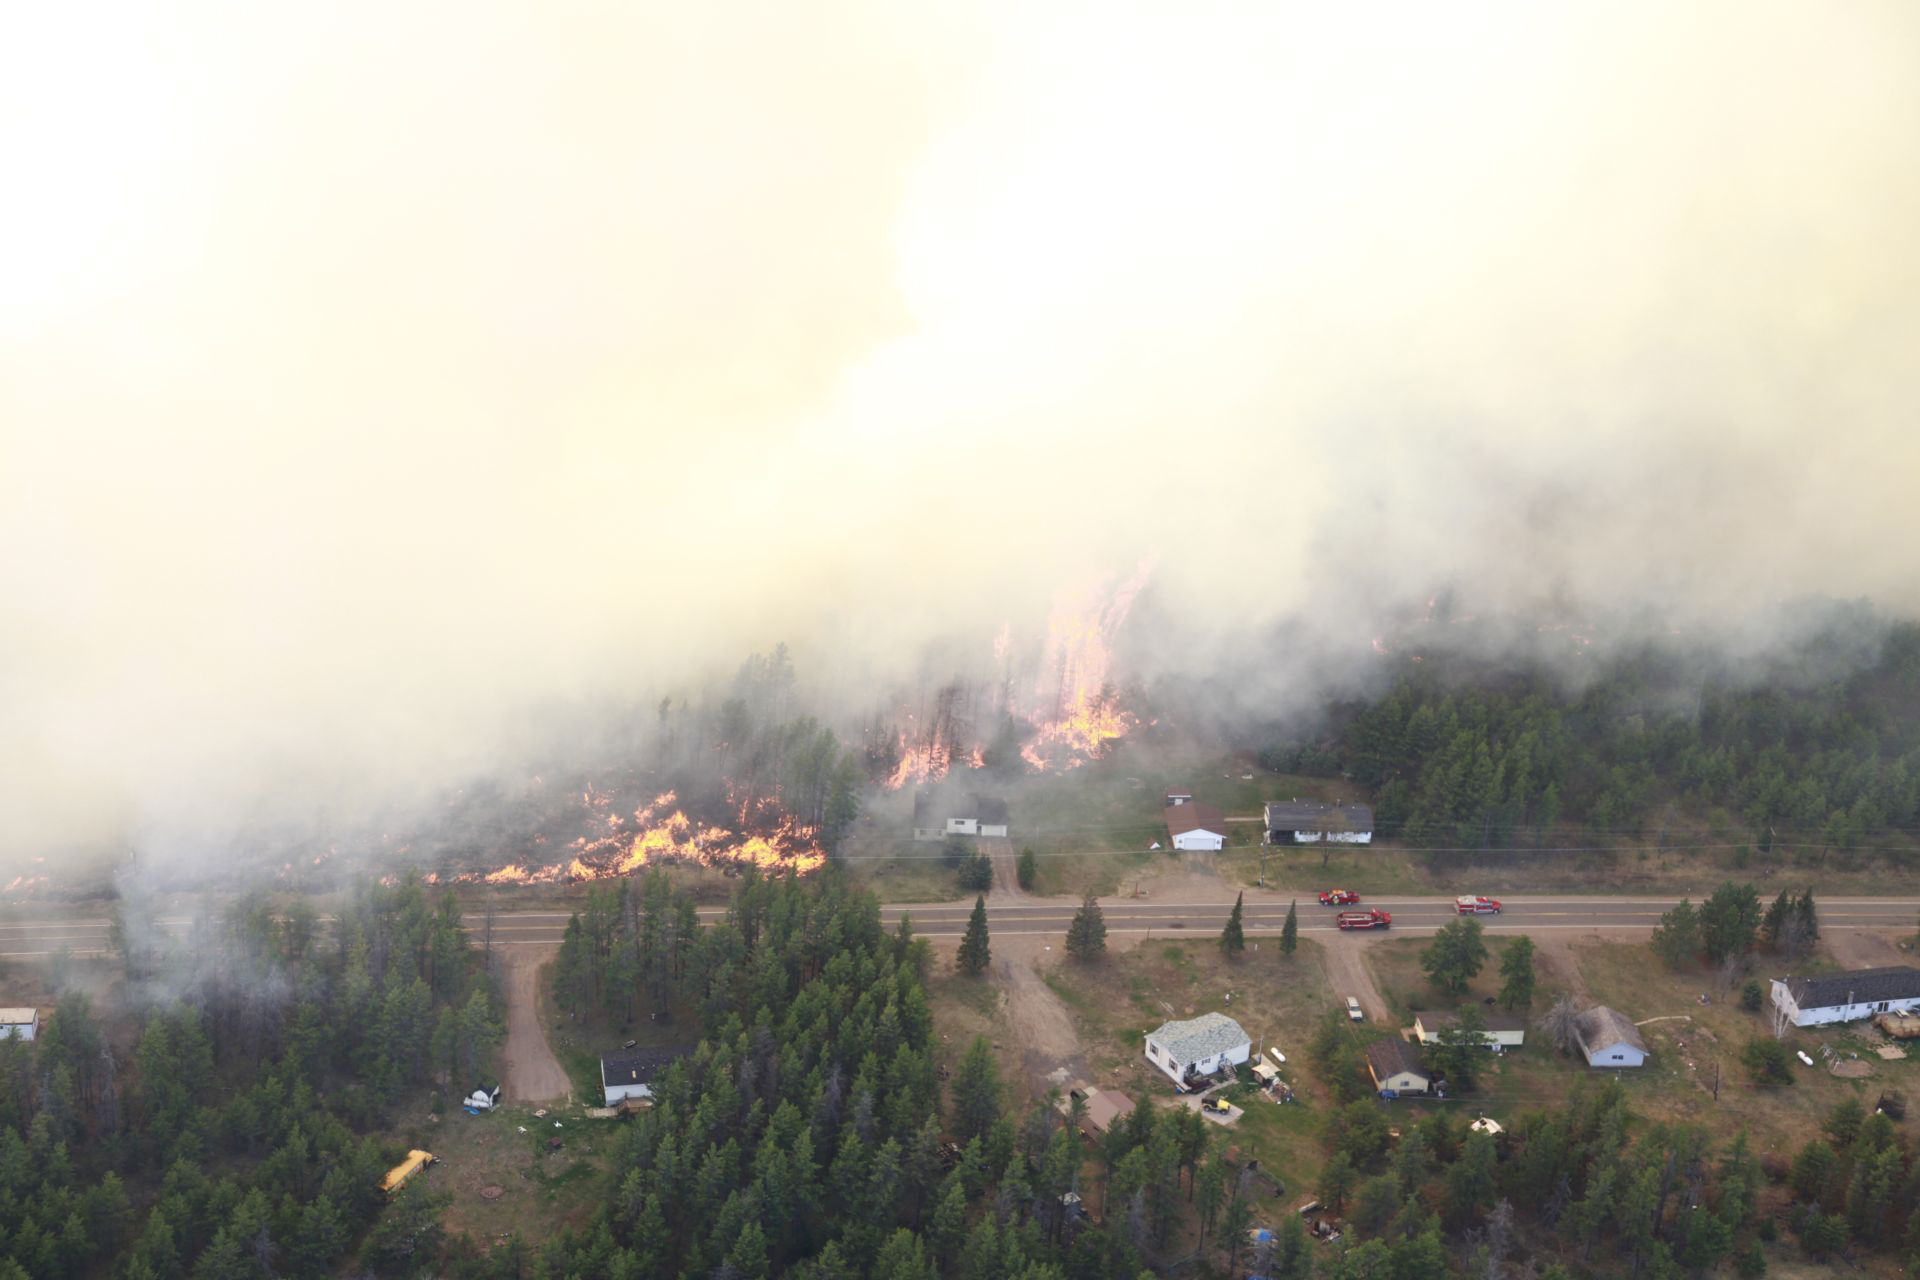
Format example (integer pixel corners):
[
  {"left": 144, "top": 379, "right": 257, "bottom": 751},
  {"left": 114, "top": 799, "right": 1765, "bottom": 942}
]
[
  {"left": 1573, "top": 1006, "right": 1649, "bottom": 1068},
  {"left": 1062, "top": 1085, "right": 1132, "bottom": 1138},
  {"left": 464, "top": 1084, "right": 502, "bottom": 1111},
  {"left": 0, "top": 1009, "right": 37, "bottom": 1042}
]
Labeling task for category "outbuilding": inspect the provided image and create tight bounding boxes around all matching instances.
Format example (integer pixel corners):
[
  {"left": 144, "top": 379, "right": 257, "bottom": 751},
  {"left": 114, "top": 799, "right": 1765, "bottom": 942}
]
[
  {"left": 1771, "top": 966, "right": 1920, "bottom": 1028},
  {"left": 911, "top": 790, "right": 1010, "bottom": 841},
  {"left": 0, "top": 1009, "right": 37, "bottom": 1042},
  {"left": 1164, "top": 803, "right": 1228, "bottom": 852},
  {"left": 1413, "top": 1010, "right": 1527, "bottom": 1050},
  {"left": 1145, "top": 1013, "right": 1251, "bottom": 1088},
  {"left": 1573, "top": 1006, "right": 1648, "bottom": 1068},
  {"left": 464, "top": 1084, "right": 501, "bottom": 1111},
  {"left": 1364, "top": 1038, "right": 1431, "bottom": 1095}
]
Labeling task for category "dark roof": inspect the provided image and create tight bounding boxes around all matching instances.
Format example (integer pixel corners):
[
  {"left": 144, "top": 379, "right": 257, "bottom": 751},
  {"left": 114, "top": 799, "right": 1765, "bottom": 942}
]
[
  {"left": 1165, "top": 803, "right": 1226, "bottom": 837},
  {"left": 1573, "top": 1007, "right": 1647, "bottom": 1056},
  {"left": 971, "top": 793, "right": 1010, "bottom": 824},
  {"left": 600, "top": 1049, "right": 680, "bottom": 1088},
  {"left": 1264, "top": 800, "right": 1374, "bottom": 834},
  {"left": 1365, "top": 1038, "right": 1427, "bottom": 1081},
  {"left": 1417, "top": 1010, "right": 1529, "bottom": 1034},
  {"left": 912, "top": 790, "right": 937, "bottom": 827},
  {"left": 1784, "top": 966, "right": 1920, "bottom": 1010}
]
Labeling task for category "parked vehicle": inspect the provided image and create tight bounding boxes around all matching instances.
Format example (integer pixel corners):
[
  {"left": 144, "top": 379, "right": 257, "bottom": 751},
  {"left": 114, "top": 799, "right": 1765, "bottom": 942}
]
[
  {"left": 1455, "top": 895, "right": 1502, "bottom": 914},
  {"left": 1318, "top": 889, "right": 1360, "bottom": 906},
  {"left": 1336, "top": 909, "right": 1391, "bottom": 930},
  {"left": 1346, "top": 996, "right": 1365, "bottom": 1021},
  {"left": 1203, "top": 1095, "right": 1233, "bottom": 1114}
]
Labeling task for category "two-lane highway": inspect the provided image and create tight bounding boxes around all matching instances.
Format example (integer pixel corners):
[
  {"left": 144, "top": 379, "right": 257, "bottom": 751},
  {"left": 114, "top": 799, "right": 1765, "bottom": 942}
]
[{"left": 5, "top": 894, "right": 1917, "bottom": 954}]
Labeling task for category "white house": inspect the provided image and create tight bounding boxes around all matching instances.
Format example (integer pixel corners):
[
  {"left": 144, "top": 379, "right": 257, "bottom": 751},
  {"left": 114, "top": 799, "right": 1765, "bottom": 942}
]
[
  {"left": 911, "top": 791, "right": 1010, "bottom": 841},
  {"left": 1145, "top": 1013, "right": 1251, "bottom": 1087},
  {"left": 1771, "top": 966, "right": 1920, "bottom": 1028},
  {"left": 0, "top": 1010, "right": 36, "bottom": 1042},
  {"left": 1573, "top": 1006, "right": 1648, "bottom": 1068},
  {"left": 1364, "top": 1038, "right": 1431, "bottom": 1095},
  {"left": 1413, "top": 1010, "right": 1526, "bottom": 1049},
  {"left": 1165, "top": 803, "right": 1227, "bottom": 852},
  {"left": 1263, "top": 800, "right": 1374, "bottom": 845},
  {"left": 601, "top": 1049, "right": 677, "bottom": 1107}
]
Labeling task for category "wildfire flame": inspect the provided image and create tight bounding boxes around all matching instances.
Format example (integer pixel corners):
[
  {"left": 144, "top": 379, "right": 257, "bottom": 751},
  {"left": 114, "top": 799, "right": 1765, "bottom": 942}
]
[
  {"left": 460, "top": 789, "right": 826, "bottom": 885},
  {"left": 1016, "top": 564, "right": 1150, "bottom": 771}
]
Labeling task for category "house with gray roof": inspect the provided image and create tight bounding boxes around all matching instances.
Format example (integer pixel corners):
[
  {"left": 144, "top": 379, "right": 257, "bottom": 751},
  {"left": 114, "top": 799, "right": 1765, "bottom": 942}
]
[
  {"left": 1264, "top": 799, "right": 1374, "bottom": 845},
  {"left": 1771, "top": 966, "right": 1920, "bottom": 1027},
  {"left": 1144, "top": 1012, "right": 1251, "bottom": 1087},
  {"left": 1573, "top": 1006, "right": 1648, "bottom": 1068}
]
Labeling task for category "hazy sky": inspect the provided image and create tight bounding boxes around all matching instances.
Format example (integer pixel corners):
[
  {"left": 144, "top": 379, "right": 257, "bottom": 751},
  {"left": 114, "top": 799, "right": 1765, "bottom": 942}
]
[{"left": 4, "top": 2, "right": 1919, "bottom": 865}]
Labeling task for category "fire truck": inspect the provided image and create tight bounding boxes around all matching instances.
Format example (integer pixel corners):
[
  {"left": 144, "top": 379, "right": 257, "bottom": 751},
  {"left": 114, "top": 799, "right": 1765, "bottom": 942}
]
[
  {"left": 1317, "top": 889, "right": 1360, "bottom": 906},
  {"left": 1454, "top": 896, "right": 1502, "bottom": 914},
  {"left": 1335, "top": 909, "right": 1392, "bottom": 930}
]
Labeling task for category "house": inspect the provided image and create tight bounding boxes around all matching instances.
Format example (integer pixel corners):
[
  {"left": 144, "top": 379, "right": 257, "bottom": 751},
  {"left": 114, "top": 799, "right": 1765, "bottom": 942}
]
[
  {"left": 1164, "top": 803, "right": 1228, "bottom": 852},
  {"left": 1165, "top": 788, "right": 1194, "bottom": 806},
  {"left": 463, "top": 1084, "right": 501, "bottom": 1111},
  {"left": 1263, "top": 800, "right": 1374, "bottom": 845},
  {"left": 1364, "top": 1038, "right": 1431, "bottom": 1095},
  {"left": 0, "top": 1009, "right": 37, "bottom": 1041},
  {"left": 1573, "top": 1006, "right": 1648, "bottom": 1067},
  {"left": 1413, "top": 1010, "right": 1527, "bottom": 1049},
  {"left": 1771, "top": 966, "right": 1920, "bottom": 1028},
  {"left": 600, "top": 1048, "right": 679, "bottom": 1107},
  {"left": 1145, "top": 1012, "right": 1251, "bottom": 1087},
  {"left": 911, "top": 790, "right": 1010, "bottom": 841}
]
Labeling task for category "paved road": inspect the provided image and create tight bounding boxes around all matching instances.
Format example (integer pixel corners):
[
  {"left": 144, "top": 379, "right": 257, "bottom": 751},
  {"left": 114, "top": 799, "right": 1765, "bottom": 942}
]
[{"left": 5, "top": 895, "right": 1918, "bottom": 954}]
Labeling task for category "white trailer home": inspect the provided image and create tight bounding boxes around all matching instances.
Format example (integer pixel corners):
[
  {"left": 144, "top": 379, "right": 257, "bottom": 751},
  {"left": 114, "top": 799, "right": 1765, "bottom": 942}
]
[
  {"left": 1263, "top": 800, "right": 1374, "bottom": 845},
  {"left": 1771, "top": 966, "right": 1920, "bottom": 1028}
]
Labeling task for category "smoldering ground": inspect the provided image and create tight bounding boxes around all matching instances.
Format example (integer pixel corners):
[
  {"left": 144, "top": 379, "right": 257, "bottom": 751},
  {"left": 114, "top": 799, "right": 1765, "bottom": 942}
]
[{"left": 4, "top": 3, "right": 1920, "bottom": 875}]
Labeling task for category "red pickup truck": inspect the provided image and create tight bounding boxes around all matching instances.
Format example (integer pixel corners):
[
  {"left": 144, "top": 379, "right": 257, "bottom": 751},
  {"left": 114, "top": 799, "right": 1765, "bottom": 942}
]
[
  {"left": 1318, "top": 889, "right": 1360, "bottom": 906},
  {"left": 1336, "top": 909, "right": 1392, "bottom": 930}
]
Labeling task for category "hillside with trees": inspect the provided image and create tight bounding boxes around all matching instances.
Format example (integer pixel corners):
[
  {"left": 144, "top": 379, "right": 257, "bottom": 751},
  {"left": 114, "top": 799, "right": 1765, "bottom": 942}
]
[{"left": 1276, "top": 616, "right": 1920, "bottom": 854}]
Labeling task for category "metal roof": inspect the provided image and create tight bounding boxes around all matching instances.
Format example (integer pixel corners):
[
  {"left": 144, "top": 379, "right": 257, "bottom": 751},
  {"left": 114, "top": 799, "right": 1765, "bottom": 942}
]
[
  {"left": 1148, "top": 1012, "right": 1249, "bottom": 1065},
  {"left": 1784, "top": 966, "right": 1920, "bottom": 1010},
  {"left": 0, "top": 1009, "right": 35, "bottom": 1025}
]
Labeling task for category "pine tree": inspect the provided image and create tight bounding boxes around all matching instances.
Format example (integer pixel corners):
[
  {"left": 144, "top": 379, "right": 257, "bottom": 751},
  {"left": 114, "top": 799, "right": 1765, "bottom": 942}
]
[
  {"left": 1498, "top": 935, "right": 1536, "bottom": 1010},
  {"left": 1220, "top": 892, "right": 1246, "bottom": 958},
  {"left": 1280, "top": 900, "right": 1298, "bottom": 956},
  {"left": 951, "top": 1036, "right": 1002, "bottom": 1141},
  {"left": 957, "top": 896, "right": 991, "bottom": 976},
  {"left": 1066, "top": 892, "right": 1107, "bottom": 962},
  {"left": 1017, "top": 848, "right": 1038, "bottom": 891}
]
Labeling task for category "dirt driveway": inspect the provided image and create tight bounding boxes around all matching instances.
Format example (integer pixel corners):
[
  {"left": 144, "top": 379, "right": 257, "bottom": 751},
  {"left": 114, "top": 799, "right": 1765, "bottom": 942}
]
[
  {"left": 1321, "top": 934, "right": 1390, "bottom": 1022},
  {"left": 497, "top": 945, "right": 573, "bottom": 1103}
]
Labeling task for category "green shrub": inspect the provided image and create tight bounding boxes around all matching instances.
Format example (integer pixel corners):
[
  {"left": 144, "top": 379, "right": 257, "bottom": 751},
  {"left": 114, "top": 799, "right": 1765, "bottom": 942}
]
[{"left": 1740, "top": 980, "right": 1764, "bottom": 1011}]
